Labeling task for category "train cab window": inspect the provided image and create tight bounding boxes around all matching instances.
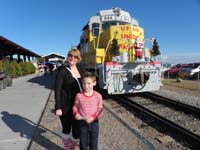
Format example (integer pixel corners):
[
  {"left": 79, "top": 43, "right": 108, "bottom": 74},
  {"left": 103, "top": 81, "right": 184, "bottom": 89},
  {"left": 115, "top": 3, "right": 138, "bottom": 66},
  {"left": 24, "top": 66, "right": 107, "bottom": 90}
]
[
  {"left": 102, "top": 22, "right": 110, "bottom": 30},
  {"left": 92, "top": 23, "right": 100, "bottom": 36},
  {"left": 92, "top": 23, "right": 99, "bottom": 28},
  {"left": 110, "top": 22, "right": 117, "bottom": 26},
  {"left": 102, "top": 22, "right": 121, "bottom": 30},
  {"left": 92, "top": 28, "right": 99, "bottom": 36}
]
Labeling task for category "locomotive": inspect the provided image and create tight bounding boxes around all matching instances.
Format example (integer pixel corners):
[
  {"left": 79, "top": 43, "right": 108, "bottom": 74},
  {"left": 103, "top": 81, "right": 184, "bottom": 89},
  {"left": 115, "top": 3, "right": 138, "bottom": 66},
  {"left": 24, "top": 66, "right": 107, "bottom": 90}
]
[{"left": 78, "top": 8, "right": 161, "bottom": 94}]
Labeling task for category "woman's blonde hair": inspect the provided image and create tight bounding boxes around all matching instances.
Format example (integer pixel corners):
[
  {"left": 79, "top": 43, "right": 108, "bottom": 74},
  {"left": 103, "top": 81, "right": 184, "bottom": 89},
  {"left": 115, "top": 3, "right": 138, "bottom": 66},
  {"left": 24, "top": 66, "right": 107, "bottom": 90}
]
[{"left": 67, "top": 48, "right": 81, "bottom": 63}]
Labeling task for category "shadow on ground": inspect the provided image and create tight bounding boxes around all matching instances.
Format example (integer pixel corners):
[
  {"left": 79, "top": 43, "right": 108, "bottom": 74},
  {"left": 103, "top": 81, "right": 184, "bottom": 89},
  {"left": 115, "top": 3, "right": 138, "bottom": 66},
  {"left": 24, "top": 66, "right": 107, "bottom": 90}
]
[
  {"left": 1, "top": 111, "right": 63, "bottom": 150},
  {"left": 27, "top": 71, "right": 56, "bottom": 90}
]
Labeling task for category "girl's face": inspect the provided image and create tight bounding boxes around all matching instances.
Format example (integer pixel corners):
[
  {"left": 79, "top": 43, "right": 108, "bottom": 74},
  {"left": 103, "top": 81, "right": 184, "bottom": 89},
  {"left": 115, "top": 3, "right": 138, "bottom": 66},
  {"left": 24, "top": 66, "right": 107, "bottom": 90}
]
[
  {"left": 82, "top": 77, "right": 96, "bottom": 93},
  {"left": 67, "top": 53, "right": 79, "bottom": 65}
]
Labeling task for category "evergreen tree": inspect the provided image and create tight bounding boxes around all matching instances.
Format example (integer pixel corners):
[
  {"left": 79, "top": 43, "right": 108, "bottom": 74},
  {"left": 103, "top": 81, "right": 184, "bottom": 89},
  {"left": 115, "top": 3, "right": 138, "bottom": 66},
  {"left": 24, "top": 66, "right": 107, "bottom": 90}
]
[
  {"left": 110, "top": 38, "right": 120, "bottom": 56},
  {"left": 152, "top": 39, "right": 161, "bottom": 56},
  {"left": 110, "top": 31, "right": 120, "bottom": 56}
]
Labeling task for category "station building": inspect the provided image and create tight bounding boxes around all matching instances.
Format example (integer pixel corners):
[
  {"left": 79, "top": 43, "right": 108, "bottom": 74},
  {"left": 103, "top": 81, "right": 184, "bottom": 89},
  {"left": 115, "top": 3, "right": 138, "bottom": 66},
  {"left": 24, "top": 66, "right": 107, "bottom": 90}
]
[{"left": 41, "top": 53, "right": 65, "bottom": 64}]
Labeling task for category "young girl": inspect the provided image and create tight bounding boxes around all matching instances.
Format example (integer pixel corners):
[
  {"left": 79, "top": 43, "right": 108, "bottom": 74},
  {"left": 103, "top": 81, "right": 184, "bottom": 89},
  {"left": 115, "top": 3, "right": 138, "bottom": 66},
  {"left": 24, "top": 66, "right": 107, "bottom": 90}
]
[{"left": 73, "top": 72, "right": 103, "bottom": 150}]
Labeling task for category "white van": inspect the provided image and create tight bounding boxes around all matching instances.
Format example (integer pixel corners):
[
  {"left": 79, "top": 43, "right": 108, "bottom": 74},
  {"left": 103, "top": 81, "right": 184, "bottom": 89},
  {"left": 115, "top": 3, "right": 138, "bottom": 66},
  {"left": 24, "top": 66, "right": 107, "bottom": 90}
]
[{"left": 178, "top": 63, "right": 200, "bottom": 79}]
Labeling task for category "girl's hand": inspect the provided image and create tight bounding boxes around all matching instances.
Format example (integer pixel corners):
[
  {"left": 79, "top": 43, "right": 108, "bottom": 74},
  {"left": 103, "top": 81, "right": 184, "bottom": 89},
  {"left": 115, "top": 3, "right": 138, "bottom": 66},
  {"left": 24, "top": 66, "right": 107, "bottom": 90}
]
[
  {"left": 86, "top": 116, "right": 94, "bottom": 124},
  {"left": 56, "top": 109, "right": 62, "bottom": 116}
]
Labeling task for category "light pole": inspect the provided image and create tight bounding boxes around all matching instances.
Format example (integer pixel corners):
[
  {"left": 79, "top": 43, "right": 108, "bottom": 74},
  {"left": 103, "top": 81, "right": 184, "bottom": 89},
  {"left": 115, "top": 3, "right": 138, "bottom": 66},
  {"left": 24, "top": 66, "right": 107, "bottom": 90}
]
[
  {"left": 144, "top": 37, "right": 155, "bottom": 61},
  {"left": 145, "top": 37, "right": 155, "bottom": 48}
]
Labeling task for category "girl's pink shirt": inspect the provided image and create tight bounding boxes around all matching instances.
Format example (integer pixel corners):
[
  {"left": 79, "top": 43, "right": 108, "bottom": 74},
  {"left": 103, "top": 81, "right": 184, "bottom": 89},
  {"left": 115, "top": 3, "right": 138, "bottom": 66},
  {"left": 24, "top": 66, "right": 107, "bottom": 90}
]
[{"left": 73, "top": 91, "right": 103, "bottom": 120}]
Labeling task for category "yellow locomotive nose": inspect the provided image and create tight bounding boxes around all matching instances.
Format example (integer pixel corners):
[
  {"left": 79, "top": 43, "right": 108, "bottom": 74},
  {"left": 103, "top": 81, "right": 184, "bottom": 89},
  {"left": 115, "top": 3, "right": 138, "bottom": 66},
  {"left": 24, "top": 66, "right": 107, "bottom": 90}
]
[{"left": 78, "top": 8, "right": 161, "bottom": 94}]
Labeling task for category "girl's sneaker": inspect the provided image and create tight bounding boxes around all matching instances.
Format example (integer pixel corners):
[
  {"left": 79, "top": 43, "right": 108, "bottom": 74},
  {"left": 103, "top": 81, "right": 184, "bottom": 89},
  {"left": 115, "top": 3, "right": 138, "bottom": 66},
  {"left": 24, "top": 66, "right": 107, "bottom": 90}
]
[
  {"left": 62, "top": 138, "right": 73, "bottom": 150},
  {"left": 71, "top": 140, "right": 78, "bottom": 150}
]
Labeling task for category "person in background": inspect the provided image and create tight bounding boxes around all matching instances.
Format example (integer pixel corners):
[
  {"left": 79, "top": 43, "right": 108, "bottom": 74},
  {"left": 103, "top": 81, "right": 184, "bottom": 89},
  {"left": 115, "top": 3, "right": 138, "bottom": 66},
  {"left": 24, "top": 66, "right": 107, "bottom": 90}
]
[
  {"left": 55, "top": 48, "right": 82, "bottom": 150},
  {"left": 48, "top": 63, "right": 54, "bottom": 75},
  {"left": 73, "top": 72, "right": 103, "bottom": 150},
  {"left": 44, "top": 65, "right": 48, "bottom": 75}
]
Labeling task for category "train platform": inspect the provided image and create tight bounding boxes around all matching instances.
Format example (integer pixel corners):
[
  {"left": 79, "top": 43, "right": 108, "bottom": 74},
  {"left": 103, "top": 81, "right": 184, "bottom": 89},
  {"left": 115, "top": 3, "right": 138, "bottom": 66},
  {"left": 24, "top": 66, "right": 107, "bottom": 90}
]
[
  {"left": 0, "top": 72, "right": 157, "bottom": 150},
  {"left": 0, "top": 73, "right": 54, "bottom": 150},
  {"left": 28, "top": 86, "right": 157, "bottom": 150}
]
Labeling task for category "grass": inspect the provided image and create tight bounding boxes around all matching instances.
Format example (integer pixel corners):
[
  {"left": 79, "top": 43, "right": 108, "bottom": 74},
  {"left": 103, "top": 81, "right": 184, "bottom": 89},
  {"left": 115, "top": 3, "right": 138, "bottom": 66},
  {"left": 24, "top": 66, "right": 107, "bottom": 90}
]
[{"left": 162, "top": 78, "right": 200, "bottom": 90}]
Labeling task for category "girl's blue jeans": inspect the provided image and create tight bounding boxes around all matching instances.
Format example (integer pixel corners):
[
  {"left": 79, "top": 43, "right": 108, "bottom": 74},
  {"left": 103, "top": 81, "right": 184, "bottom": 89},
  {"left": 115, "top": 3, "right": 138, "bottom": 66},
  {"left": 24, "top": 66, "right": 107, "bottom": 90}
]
[{"left": 79, "top": 120, "right": 99, "bottom": 150}]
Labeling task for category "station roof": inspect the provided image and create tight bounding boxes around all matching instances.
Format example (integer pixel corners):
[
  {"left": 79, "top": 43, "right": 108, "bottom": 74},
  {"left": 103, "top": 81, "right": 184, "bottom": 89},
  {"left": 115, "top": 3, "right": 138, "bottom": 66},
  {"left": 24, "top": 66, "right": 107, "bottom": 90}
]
[
  {"left": 42, "top": 53, "right": 65, "bottom": 59},
  {"left": 0, "top": 35, "right": 41, "bottom": 58}
]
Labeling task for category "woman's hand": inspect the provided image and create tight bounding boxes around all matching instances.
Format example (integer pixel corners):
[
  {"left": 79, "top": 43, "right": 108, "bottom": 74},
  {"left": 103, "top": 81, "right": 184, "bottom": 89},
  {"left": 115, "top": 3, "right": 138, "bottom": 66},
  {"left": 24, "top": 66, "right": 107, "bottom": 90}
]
[
  {"left": 75, "top": 114, "right": 83, "bottom": 120},
  {"left": 56, "top": 109, "right": 62, "bottom": 116}
]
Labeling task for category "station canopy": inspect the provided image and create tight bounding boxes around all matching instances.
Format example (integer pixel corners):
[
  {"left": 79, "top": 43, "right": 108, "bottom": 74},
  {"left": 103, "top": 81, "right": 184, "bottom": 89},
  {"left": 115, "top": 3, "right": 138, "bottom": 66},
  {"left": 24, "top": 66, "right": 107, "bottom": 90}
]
[
  {"left": 0, "top": 35, "right": 41, "bottom": 58},
  {"left": 42, "top": 53, "right": 65, "bottom": 62}
]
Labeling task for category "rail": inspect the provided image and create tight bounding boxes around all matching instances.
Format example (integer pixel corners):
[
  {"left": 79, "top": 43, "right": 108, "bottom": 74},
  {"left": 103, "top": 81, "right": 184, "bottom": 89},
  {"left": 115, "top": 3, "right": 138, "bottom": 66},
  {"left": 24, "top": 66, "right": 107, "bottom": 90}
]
[{"left": 112, "top": 94, "right": 200, "bottom": 148}]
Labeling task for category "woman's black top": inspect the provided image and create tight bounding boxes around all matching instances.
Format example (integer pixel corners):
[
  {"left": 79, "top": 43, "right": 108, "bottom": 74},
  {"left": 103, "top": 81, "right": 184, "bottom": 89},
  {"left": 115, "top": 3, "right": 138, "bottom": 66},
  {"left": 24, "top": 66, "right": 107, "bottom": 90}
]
[{"left": 54, "top": 65, "right": 82, "bottom": 115}]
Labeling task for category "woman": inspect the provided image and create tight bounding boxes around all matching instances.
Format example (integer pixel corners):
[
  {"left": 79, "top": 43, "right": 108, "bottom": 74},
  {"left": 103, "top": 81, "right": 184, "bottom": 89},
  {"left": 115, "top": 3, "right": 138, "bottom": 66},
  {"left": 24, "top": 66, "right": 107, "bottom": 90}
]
[{"left": 55, "top": 48, "right": 82, "bottom": 150}]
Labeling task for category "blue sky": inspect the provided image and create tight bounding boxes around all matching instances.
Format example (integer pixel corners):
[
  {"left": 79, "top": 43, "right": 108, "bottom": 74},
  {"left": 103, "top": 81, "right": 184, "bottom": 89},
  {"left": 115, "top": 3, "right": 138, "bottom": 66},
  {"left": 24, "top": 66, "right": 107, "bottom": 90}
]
[{"left": 0, "top": 0, "right": 200, "bottom": 64}]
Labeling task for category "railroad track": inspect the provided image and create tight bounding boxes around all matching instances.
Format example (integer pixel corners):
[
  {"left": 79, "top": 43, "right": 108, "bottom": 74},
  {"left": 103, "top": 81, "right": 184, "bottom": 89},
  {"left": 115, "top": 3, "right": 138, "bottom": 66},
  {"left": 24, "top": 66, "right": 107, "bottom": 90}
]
[{"left": 109, "top": 92, "right": 200, "bottom": 148}]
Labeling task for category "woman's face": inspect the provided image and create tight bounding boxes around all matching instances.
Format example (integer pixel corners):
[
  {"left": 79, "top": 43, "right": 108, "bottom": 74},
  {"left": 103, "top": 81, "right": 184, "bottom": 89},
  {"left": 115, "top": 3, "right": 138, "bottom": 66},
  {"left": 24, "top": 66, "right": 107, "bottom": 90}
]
[{"left": 67, "top": 53, "right": 79, "bottom": 65}]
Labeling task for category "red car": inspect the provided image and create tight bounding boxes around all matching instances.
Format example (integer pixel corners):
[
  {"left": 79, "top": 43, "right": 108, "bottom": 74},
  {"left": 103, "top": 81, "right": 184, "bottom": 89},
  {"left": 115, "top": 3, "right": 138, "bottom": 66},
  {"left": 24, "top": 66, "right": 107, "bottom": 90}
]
[{"left": 164, "top": 64, "right": 187, "bottom": 78}]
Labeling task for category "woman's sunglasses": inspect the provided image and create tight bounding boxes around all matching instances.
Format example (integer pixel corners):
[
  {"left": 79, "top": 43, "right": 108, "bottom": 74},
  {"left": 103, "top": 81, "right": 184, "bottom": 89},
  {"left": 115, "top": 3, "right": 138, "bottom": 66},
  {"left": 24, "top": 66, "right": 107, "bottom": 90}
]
[{"left": 68, "top": 54, "right": 79, "bottom": 59}]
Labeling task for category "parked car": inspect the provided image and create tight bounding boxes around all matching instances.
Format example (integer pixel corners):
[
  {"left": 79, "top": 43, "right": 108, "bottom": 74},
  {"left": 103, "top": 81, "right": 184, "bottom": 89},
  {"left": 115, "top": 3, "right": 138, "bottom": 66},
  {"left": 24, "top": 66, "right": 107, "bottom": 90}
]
[
  {"left": 162, "top": 63, "right": 175, "bottom": 72},
  {"left": 192, "top": 71, "right": 200, "bottom": 80},
  {"left": 164, "top": 64, "right": 187, "bottom": 78},
  {"left": 178, "top": 63, "right": 200, "bottom": 79}
]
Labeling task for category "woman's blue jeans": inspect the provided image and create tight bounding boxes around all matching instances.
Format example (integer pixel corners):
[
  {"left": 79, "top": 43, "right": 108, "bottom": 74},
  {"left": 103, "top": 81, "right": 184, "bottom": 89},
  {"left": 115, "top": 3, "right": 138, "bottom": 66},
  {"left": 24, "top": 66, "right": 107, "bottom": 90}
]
[{"left": 79, "top": 120, "right": 99, "bottom": 150}]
